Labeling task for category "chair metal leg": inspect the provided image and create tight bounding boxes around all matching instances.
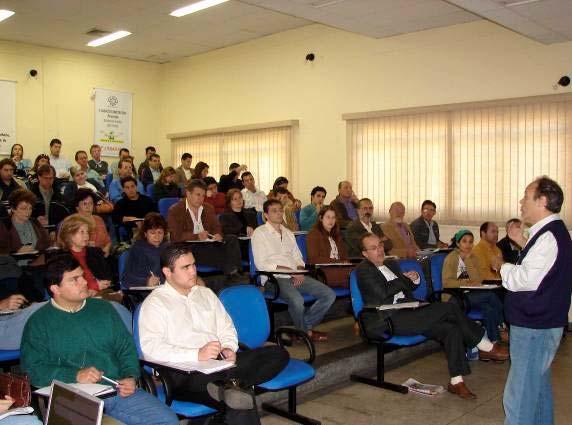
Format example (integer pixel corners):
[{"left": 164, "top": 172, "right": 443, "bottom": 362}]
[
  {"left": 350, "top": 343, "right": 408, "bottom": 394},
  {"left": 261, "top": 388, "right": 321, "bottom": 425}
]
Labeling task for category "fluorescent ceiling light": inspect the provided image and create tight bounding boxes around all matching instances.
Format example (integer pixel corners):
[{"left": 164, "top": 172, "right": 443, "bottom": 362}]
[
  {"left": 87, "top": 31, "right": 132, "bottom": 47},
  {"left": 0, "top": 9, "right": 15, "bottom": 23},
  {"left": 170, "top": 0, "right": 229, "bottom": 17}
]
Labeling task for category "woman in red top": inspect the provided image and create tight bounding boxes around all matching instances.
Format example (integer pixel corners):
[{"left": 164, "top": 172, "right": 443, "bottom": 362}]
[
  {"left": 57, "top": 214, "right": 113, "bottom": 297},
  {"left": 73, "top": 189, "right": 112, "bottom": 256}
]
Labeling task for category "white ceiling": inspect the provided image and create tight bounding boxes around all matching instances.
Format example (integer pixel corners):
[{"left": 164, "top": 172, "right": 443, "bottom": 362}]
[{"left": 0, "top": 0, "right": 569, "bottom": 63}]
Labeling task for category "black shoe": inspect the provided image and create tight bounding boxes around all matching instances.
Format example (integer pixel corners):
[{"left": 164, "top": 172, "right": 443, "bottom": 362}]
[{"left": 207, "top": 381, "right": 255, "bottom": 410}]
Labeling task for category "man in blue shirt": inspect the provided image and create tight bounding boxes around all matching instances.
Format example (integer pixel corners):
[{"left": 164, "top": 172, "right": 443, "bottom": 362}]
[{"left": 109, "top": 158, "right": 144, "bottom": 203}]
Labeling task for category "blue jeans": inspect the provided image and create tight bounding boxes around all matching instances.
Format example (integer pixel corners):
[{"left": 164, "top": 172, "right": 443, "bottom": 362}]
[
  {"left": 103, "top": 389, "right": 179, "bottom": 425},
  {"left": 273, "top": 276, "right": 336, "bottom": 332},
  {"left": 465, "top": 291, "right": 504, "bottom": 342},
  {"left": 1, "top": 416, "right": 43, "bottom": 425},
  {"left": 503, "top": 326, "right": 563, "bottom": 425}
]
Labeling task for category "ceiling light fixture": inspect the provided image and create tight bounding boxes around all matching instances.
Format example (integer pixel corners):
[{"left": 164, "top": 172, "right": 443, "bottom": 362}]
[
  {"left": 500, "top": 0, "right": 543, "bottom": 7},
  {"left": 0, "top": 9, "right": 15, "bottom": 23},
  {"left": 170, "top": 0, "right": 229, "bottom": 17},
  {"left": 87, "top": 30, "right": 132, "bottom": 47}
]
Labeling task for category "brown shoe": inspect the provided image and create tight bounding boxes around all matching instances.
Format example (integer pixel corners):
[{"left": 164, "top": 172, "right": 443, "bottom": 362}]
[
  {"left": 500, "top": 328, "right": 509, "bottom": 344},
  {"left": 308, "top": 330, "right": 328, "bottom": 342},
  {"left": 479, "top": 342, "right": 509, "bottom": 362},
  {"left": 447, "top": 382, "right": 477, "bottom": 399}
]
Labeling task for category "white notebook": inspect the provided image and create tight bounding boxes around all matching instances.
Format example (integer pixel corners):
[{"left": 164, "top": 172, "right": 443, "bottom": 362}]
[
  {"left": 35, "top": 383, "right": 114, "bottom": 397},
  {"left": 147, "top": 359, "right": 235, "bottom": 375}
]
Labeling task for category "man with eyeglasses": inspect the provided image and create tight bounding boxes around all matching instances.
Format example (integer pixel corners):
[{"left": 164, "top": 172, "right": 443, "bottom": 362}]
[
  {"left": 356, "top": 233, "right": 508, "bottom": 399},
  {"left": 410, "top": 200, "right": 448, "bottom": 249}
]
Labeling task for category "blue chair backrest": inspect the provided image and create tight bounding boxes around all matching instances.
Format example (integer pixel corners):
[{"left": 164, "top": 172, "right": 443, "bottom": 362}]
[
  {"left": 397, "top": 259, "right": 428, "bottom": 301},
  {"left": 294, "top": 209, "right": 301, "bottom": 226},
  {"left": 104, "top": 173, "right": 113, "bottom": 189},
  {"left": 146, "top": 183, "right": 155, "bottom": 198},
  {"left": 295, "top": 234, "right": 307, "bottom": 262},
  {"left": 118, "top": 250, "right": 129, "bottom": 290},
  {"left": 133, "top": 304, "right": 144, "bottom": 358},
  {"left": 158, "top": 197, "right": 179, "bottom": 219},
  {"left": 256, "top": 211, "right": 264, "bottom": 225},
  {"left": 349, "top": 270, "right": 363, "bottom": 318},
  {"left": 430, "top": 253, "right": 448, "bottom": 292},
  {"left": 219, "top": 285, "right": 270, "bottom": 350}
]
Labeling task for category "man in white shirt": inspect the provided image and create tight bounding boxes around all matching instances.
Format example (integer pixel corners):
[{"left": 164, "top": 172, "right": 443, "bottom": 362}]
[
  {"left": 48, "top": 138, "right": 71, "bottom": 179},
  {"left": 500, "top": 176, "right": 572, "bottom": 425},
  {"left": 139, "top": 243, "right": 289, "bottom": 425},
  {"left": 241, "top": 172, "right": 267, "bottom": 212},
  {"left": 251, "top": 199, "right": 336, "bottom": 342}
]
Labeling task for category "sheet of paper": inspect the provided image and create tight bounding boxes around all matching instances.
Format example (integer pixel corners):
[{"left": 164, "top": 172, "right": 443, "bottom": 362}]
[{"left": 35, "top": 383, "right": 114, "bottom": 397}]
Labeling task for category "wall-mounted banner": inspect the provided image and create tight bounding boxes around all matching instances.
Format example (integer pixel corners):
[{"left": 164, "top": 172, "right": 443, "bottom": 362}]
[
  {"left": 0, "top": 80, "right": 16, "bottom": 155},
  {"left": 94, "top": 88, "right": 132, "bottom": 157}
]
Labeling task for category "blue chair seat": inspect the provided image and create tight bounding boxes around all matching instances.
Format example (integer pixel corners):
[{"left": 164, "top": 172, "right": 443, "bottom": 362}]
[
  {"left": 332, "top": 287, "right": 350, "bottom": 297},
  {"left": 467, "top": 309, "right": 484, "bottom": 320},
  {"left": 386, "top": 335, "right": 427, "bottom": 346},
  {"left": 258, "top": 359, "right": 315, "bottom": 391},
  {"left": 155, "top": 385, "right": 217, "bottom": 417},
  {"left": 0, "top": 350, "right": 20, "bottom": 362}
]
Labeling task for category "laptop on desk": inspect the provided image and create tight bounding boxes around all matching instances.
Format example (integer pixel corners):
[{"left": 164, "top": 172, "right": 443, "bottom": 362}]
[{"left": 45, "top": 381, "right": 103, "bottom": 425}]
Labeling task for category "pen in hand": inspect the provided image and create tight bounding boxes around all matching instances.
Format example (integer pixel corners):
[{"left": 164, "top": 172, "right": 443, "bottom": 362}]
[{"left": 101, "top": 375, "right": 120, "bottom": 387}]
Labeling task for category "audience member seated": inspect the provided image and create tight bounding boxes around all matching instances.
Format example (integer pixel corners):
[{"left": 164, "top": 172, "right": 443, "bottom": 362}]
[
  {"left": 218, "top": 162, "right": 246, "bottom": 193},
  {"left": 0, "top": 159, "right": 27, "bottom": 202},
  {"left": 356, "top": 233, "right": 508, "bottom": 399},
  {"left": 274, "top": 187, "right": 299, "bottom": 231},
  {"left": 74, "top": 150, "right": 104, "bottom": 185},
  {"left": 58, "top": 214, "right": 117, "bottom": 299},
  {"left": 220, "top": 189, "right": 257, "bottom": 260},
  {"left": 203, "top": 176, "right": 226, "bottom": 214},
  {"left": 241, "top": 171, "right": 267, "bottom": 212},
  {"left": 299, "top": 186, "right": 326, "bottom": 231},
  {"left": 0, "top": 294, "right": 47, "bottom": 350},
  {"left": 48, "top": 138, "right": 71, "bottom": 179},
  {"left": 191, "top": 161, "right": 210, "bottom": 181},
  {"left": 63, "top": 166, "right": 99, "bottom": 203},
  {"left": 345, "top": 198, "right": 393, "bottom": 257},
  {"left": 472, "top": 222, "right": 503, "bottom": 281},
  {"left": 442, "top": 229, "right": 506, "bottom": 344},
  {"left": 26, "top": 154, "right": 50, "bottom": 187},
  {"left": 123, "top": 213, "right": 170, "bottom": 288},
  {"left": 20, "top": 254, "right": 179, "bottom": 425},
  {"left": 109, "top": 147, "right": 131, "bottom": 178},
  {"left": 139, "top": 243, "right": 289, "bottom": 425},
  {"left": 140, "top": 153, "right": 162, "bottom": 189},
  {"left": 10, "top": 143, "right": 31, "bottom": 176},
  {"left": 497, "top": 218, "right": 522, "bottom": 264},
  {"left": 175, "top": 152, "right": 193, "bottom": 185},
  {"left": 30, "top": 164, "right": 67, "bottom": 227},
  {"left": 267, "top": 176, "right": 301, "bottom": 210},
  {"left": 307, "top": 206, "right": 353, "bottom": 287},
  {"left": 112, "top": 177, "right": 156, "bottom": 239},
  {"left": 0, "top": 189, "right": 50, "bottom": 300},
  {"left": 74, "top": 189, "right": 112, "bottom": 257},
  {"left": 410, "top": 200, "right": 448, "bottom": 249},
  {"left": 381, "top": 202, "right": 419, "bottom": 258},
  {"left": 167, "top": 179, "right": 243, "bottom": 281},
  {"left": 330, "top": 180, "right": 359, "bottom": 229},
  {"left": 137, "top": 146, "right": 162, "bottom": 178},
  {"left": 152, "top": 166, "right": 182, "bottom": 202},
  {"left": 109, "top": 159, "right": 145, "bottom": 203},
  {"left": 88, "top": 144, "right": 109, "bottom": 178},
  {"left": 251, "top": 199, "right": 336, "bottom": 342}
]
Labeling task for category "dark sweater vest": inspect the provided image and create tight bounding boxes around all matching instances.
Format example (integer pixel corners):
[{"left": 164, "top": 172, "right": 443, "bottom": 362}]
[{"left": 505, "top": 219, "right": 572, "bottom": 329}]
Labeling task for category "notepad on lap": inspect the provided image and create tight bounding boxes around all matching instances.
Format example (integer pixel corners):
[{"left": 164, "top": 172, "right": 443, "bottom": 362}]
[{"left": 148, "top": 359, "right": 235, "bottom": 374}]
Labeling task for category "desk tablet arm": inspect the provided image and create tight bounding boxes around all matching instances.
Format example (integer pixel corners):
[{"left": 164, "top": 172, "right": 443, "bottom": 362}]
[
  {"left": 254, "top": 271, "right": 280, "bottom": 300},
  {"left": 275, "top": 327, "right": 316, "bottom": 364},
  {"left": 357, "top": 308, "right": 395, "bottom": 344}
]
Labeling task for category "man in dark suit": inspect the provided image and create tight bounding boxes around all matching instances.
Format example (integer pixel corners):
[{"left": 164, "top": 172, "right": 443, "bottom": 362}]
[
  {"left": 497, "top": 218, "right": 522, "bottom": 264},
  {"left": 355, "top": 233, "right": 508, "bottom": 399},
  {"left": 345, "top": 198, "right": 393, "bottom": 257}
]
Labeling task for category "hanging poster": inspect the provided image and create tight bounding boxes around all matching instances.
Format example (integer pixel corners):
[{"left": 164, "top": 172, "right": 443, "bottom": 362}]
[
  {"left": 94, "top": 88, "right": 132, "bottom": 156},
  {"left": 0, "top": 80, "right": 16, "bottom": 155}
]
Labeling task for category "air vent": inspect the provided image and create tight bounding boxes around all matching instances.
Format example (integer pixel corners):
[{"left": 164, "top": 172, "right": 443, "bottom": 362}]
[{"left": 85, "top": 28, "right": 110, "bottom": 37}]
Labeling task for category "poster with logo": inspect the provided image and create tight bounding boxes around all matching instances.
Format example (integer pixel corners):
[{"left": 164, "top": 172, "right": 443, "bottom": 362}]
[
  {"left": 94, "top": 88, "right": 132, "bottom": 157},
  {"left": 0, "top": 80, "right": 16, "bottom": 155}
]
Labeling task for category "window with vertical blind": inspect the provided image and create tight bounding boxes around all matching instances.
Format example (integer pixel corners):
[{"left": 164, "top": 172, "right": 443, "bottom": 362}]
[
  {"left": 170, "top": 121, "right": 295, "bottom": 194},
  {"left": 346, "top": 94, "right": 572, "bottom": 225}
]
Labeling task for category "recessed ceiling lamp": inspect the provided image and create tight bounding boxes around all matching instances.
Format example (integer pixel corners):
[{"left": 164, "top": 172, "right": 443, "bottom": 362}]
[
  {"left": 497, "top": 0, "right": 543, "bottom": 6},
  {"left": 170, "top": 0, "right": 229, "bottom": 17},
  {"left": 0, "top": 9, "right": 15, "bottom": 23},
  {"left": 87, "top": 31, "right": 132, "bottom": 47}
]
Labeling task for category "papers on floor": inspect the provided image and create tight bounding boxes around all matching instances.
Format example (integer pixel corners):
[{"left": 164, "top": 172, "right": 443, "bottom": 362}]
[
  {"left": 0, "top": 406, "right": 35, "bottom": 420},
  {"left": 402, "top": 378, "right": 445, "bottom": 396},
  {"left": 375, "top": 301, "right": 428, "bottom": 311},
  {"left": 35, "top": 383, "right": 114, "bottom": 397},
  {"left": 147, "top": 358, "right": 235, "bottom": 375}
]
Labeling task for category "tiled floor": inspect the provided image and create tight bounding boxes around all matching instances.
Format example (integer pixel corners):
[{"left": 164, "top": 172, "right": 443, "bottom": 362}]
[{"left": 262, "top": 333, "right": 572, "bottom": 425}]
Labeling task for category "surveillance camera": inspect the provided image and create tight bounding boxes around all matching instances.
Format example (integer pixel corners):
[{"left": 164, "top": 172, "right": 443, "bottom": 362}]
[
  {"left": 305, "top": 53, "right": 315, "bottom": 62},
  {"left": 557, "top": 75, "right": 570, "bottom": 87},
  {"left": 29, "top": 69, "right": 38, "bottom": 77}
]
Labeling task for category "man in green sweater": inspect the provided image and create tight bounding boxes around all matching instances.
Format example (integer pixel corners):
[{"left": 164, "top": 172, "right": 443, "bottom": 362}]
[{"left": 20, "top": 254, "right": 178, "bottom": 425}]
